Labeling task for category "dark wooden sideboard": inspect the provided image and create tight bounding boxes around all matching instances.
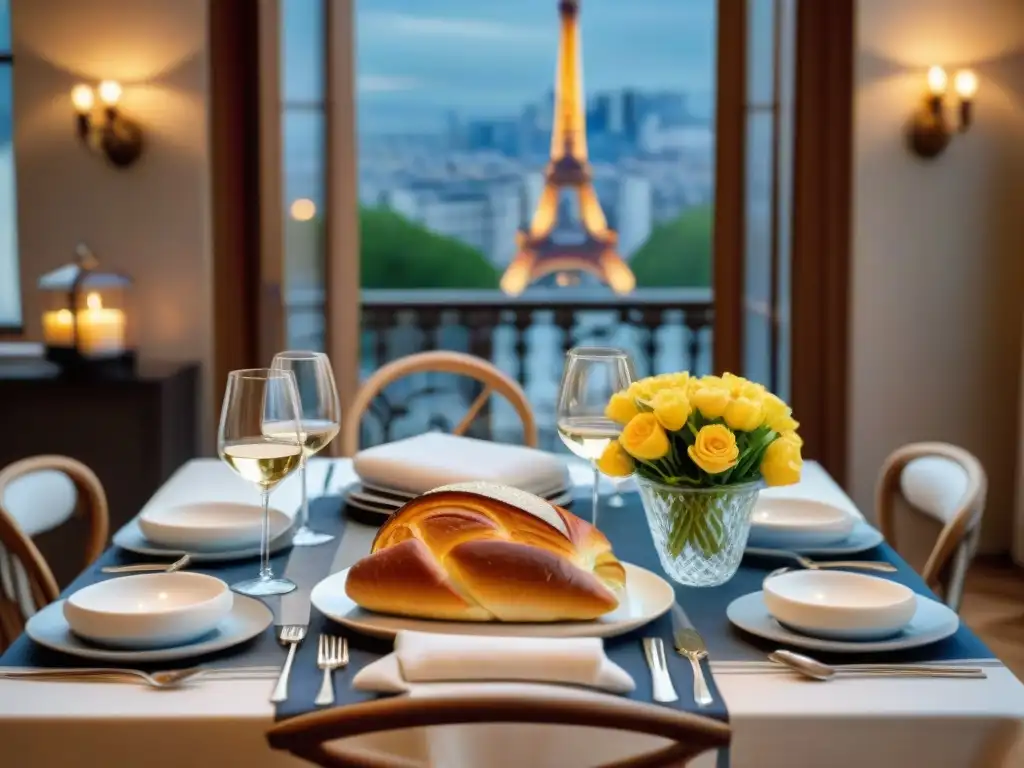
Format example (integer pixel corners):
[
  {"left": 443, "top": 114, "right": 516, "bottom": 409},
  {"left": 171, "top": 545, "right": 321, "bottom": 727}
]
[{"left": 0, "top": 359, "right": 199, "bottom": 586}]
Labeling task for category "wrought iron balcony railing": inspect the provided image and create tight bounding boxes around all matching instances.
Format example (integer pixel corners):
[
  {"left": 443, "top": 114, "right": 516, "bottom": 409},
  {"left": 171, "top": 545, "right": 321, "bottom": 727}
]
[{"left": 286, "top": 287, "right": 714, "bottom": 450}]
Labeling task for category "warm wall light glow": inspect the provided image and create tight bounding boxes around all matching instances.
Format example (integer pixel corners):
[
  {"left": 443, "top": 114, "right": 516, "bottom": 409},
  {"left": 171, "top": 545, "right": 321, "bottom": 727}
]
[
  {"left": 71, "top": 84, "right": 95, "bottom": 113},
  {"left": 954, "top": 70, "right": 978, "bottom": 99},
  {"left": 98, "top": 80, "right": 123, "bottom": 106},
  {"left": 290, "top": 198, "right": 316, "bottom": 221},
  {"left": 926, "top": 66, "right": 948, "bottom": 96},
  {"left": 86, "top": 292, "right": 102, "bottom": 310}
]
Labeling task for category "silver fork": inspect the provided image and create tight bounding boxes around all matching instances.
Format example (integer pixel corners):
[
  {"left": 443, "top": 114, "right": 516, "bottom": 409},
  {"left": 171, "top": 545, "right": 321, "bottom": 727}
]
[
  {"left": 102, "top": 554, "right": 191, "bottom": 574},
  {"left": 314, "top": 634, "right": 349, "bottom": 706},
  {"left": 270, "top": 625, "right": 307, "bottom": 703}
]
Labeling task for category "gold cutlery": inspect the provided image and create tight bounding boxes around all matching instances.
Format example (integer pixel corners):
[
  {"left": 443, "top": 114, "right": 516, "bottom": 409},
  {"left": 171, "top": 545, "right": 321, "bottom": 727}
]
[
  {"left": 101, "top": 554, "right": 191, "bottom": 574},
  {"left": 270, "top": 625, "right": 307, "bottom": 703},
  {"left": 674, "top": 627, "right": 713, "bottom": 707},
  {"left": 641, "top": 637, "right": 678, "bottom": 704},
  {"left": 314, "top": 634, "right": 349, "bottom": 706},
  {"left": 769, "top": 650, "right": 987, "bottom": 680}
]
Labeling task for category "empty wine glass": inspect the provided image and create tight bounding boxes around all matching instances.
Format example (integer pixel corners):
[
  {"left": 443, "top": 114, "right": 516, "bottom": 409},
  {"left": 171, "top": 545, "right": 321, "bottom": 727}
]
[
  {"left": 218, "top": 368, "right": 303, "bottom": 596},
  {"left": 270, "top": 351, "right": 342, "bottom": 547},
  {"left": 556, "top": 347, "right": 636, "bottom": 528}
]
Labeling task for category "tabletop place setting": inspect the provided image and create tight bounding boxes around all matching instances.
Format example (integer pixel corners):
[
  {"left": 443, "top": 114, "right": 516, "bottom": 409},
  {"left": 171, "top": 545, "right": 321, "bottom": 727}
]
[{"left": 0, "top": 345, "right": 1014, "bottom": 768}]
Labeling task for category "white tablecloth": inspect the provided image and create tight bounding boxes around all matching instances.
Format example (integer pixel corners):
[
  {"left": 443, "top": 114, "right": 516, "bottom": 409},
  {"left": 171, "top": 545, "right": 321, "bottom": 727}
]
[{"left": 1, "top": 459, "right": 1022, "bottom": 768}]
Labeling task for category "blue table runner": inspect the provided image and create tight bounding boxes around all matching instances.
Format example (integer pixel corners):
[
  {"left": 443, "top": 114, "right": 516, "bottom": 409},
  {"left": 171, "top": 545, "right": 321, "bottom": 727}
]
[{"left": 0, "top": 489, "right": 995, "bottom": 732}]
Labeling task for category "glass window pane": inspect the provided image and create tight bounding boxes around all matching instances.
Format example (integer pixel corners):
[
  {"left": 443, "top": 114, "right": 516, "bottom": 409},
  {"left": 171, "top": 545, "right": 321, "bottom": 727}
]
[
  {"left": 282, "top": 0, "right": 324, "bottom": 104},
  {"left": 743, "top": 111, "right": 773, "bottom": 386},
  {"left": 354, "top": 0, "right": 718, "bottom": 449},
  {"left": 747, "top": 0, "right": 775, "bottom": 106},
  {"left": 0, "top": 63, "right": 19, "bottom": 326},
  {"left": 0, "top": 0, "right": 9, "bottom": 52},
  {"left": 283, "top": 109, "right": 325, "bottom": 350}
]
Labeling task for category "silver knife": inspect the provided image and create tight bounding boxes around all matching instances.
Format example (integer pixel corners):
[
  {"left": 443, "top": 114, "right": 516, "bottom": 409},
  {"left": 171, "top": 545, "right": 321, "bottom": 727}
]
[{"left": 670, "top": 603, "right": 714, "bottom": 708}]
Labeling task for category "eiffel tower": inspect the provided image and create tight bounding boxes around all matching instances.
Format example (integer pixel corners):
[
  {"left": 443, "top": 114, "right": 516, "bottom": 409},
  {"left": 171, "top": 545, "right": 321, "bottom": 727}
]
[{"left": 500, "top": 0, "right": 636, "bottom": 296}]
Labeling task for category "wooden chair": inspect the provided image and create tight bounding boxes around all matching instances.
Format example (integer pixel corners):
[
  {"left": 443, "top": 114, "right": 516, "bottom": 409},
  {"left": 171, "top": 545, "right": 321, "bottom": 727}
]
[
  {"left": 876, "top": 442, "right": 987, "bottom": 611},
  {"left": 0, "top": 455, "right": 109, "bottom": 650},
  {"left": 267, "top": 693, "right": 730, "bottom": 768},
  {"left": 341, "top": 351, "right": 538, "bottom": 456}
]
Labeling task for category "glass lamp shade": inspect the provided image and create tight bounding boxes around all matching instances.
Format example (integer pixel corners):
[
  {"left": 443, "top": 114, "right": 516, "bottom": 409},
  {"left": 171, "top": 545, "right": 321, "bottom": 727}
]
[{"left": 38, "top": 248, "right": 135, "bottom": 363}]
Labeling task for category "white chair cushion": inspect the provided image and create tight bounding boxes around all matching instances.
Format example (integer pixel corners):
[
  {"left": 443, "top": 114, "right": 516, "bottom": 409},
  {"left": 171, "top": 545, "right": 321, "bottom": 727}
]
[
  {"left": 2, "top": 470, "right": 77, "bottom": 536},
  {"left": 899, "top": 457, "right": 970, "bottom": 525}
]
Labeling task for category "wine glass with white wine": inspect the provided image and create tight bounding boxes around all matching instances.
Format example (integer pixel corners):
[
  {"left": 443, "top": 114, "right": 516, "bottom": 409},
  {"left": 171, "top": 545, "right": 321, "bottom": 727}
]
[
  {"left": 218, "top": 368, "right": 304, "bottom": 596},
  {"left": 269, "top": 351, "right": 342, "bottom": 547},
  {"left": 556, "top": 347, "right": 636, "bottom": 529}
]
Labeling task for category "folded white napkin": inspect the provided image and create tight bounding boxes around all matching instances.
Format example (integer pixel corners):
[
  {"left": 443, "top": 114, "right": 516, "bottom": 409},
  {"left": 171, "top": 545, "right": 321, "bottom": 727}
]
[
  {"left": 352, "top": 433, "right": 570, "bottom": 495},
  {"left": 353, "top": 631, "right": 635, "bottom": 694}
]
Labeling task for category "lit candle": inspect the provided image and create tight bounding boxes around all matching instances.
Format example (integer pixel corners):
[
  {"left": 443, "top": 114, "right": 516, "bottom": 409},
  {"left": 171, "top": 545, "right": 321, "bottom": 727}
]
[
  {"left": 42, "top": 308, "right": 76, "bottom": 347},
  {"left": 75, "top": 292, "right": 126, "bottom": 356}
]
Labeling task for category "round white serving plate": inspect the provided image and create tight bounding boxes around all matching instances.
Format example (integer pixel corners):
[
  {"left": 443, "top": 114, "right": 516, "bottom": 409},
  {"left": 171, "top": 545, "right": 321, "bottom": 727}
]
[
  {"left": 726, "top": 591, "right": 959, "bottom": 653},
  {"left": 311, "top": 561, "right": 673, "bottom": 640},
  {"left": 113, "top": 510, "right": 295, "bottom": 562},
  {"left": 747, "top": 498, "right": 856, "bottom": 549},
  {"left": 27, "top": 596, "right": 272, "bottom": 662},
  {"left": 138, "top": 502, "right": 290, "bottom": 552},
  {"left": 64, "top": 573, "right": 233, "bottom": 649},
  {"left": 746, "top": 519, "right": 885, "bottom": 557},
  {"left": 762, "top": 570, "right": 916, "bottom": 641}
]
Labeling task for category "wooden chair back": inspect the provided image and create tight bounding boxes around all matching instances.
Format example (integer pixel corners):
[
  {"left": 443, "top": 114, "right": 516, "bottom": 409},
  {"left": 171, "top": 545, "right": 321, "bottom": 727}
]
[
  {"left": 876, "top": 442, "right": 987, "bottom": 611},
  {"left": 267, "top": 693, "right": 730, "bottom": 768},
  {"left": 0, "top": 456, "right": 109, "bottom": 650},
  {"left": 341, "top": 351, "right": 538, "bottom": 456}
]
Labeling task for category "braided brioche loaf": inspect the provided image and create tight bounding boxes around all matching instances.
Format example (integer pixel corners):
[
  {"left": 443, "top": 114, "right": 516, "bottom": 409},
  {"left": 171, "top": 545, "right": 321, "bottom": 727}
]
[{"left": 345, "top": 482, "right": 627, "bottom": 622}]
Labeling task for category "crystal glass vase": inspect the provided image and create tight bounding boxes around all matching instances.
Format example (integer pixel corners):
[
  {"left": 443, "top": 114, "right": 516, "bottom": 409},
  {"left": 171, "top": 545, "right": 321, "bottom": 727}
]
[{"left": 636, "top": 476, "right": 761, "bottom": 587}]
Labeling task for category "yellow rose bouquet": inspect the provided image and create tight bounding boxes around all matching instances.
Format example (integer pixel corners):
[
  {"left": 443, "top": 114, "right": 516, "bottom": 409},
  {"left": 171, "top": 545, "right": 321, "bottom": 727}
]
[{"left": 597, "top": 372, "right": 803, "bottom": 585}]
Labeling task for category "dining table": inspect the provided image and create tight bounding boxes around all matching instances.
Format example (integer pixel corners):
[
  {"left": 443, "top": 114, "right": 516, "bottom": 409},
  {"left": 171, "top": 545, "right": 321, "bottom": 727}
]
[{"left": 0, "top": 456, "right": 1022, "bottom": 768}]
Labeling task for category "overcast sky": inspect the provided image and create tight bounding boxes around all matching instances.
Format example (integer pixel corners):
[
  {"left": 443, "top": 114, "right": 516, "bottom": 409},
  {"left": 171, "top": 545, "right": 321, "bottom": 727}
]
[{"left": 283, "top": 0, "right": 717, "bottom": 133}]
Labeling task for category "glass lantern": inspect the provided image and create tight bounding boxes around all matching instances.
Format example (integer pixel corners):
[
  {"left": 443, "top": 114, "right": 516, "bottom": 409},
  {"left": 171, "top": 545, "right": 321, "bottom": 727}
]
[{"left": 38, "top": 244, "right": 135, "bottom": 370}]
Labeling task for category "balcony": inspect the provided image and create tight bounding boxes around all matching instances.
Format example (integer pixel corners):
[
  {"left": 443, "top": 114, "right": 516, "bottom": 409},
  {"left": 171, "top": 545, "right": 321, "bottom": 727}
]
[{"left": 287, "top": 287, "right": 714, "bottom": 450}]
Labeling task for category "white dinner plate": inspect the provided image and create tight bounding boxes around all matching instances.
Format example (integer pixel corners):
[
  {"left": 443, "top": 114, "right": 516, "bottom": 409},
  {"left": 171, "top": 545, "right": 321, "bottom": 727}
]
[
  {"left": 26, "top": 595, "right": 273, "bottom": 663},
  {"left": 113, "top": 514, "right": 296, "bottom": 562},
  {"left": 725, "top": 591, "right": 960, "bottom": 653},
  {"left": 311, "top": 561, "right": 674, "bottom": 640},
  {"left": 746, "top": 519, "right": 885, "bottom": 557},
  {"left": 138, "top": 502, "right": 291, "bottom": 552},
  {"left": 747, "top": 498, "right": 856, "bottom": 549},
  {"left": 349, "top": 487, "right": 574, "bottom": 511}
]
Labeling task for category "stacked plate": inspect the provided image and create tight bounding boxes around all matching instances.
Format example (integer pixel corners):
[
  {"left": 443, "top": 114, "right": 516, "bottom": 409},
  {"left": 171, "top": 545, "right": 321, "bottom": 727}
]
[
  {"left": 26, "top": 572, "right": 273, "bottom": 662},
  {"left": 113, "top": 501, "right": 296, "bottom": 562},
  {"left": 746, "top": 497, "right": 885, "bottom": 555},
  {"left": 727, "top": 569, "right": 961, "bottom": 654},
  {"left": 347, "top": 433, "right": 574, "bottom": 520},
  {"left": 730, "top": 495, "right": 960, "bottom": 654}
]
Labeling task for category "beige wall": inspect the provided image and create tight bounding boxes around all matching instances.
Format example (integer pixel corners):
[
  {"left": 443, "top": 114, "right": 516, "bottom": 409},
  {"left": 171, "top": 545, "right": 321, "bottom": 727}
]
[
  {"left": 11, "top": 0, "right": 214, "bottom": 441},
  {"left": 851, "top": 0, "right": 1024, "bottom": 551}
]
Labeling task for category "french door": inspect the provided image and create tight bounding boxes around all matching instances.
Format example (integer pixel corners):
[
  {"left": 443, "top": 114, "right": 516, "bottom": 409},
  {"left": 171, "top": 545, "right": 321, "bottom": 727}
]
[{"left": 241, "top": 0, "right": 852, "bottom": 472}]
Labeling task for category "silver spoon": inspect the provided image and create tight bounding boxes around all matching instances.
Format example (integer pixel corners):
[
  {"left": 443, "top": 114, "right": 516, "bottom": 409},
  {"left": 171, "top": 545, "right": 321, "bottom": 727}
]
[
  {"left": 101, "top": 554, "right": 191, "bottom": 574},
  {"left": 768, "top": 650, "right": 986, "bottom": 680},
  {"left": 747, "top": 547, "right": 897, "bottom": 573}
]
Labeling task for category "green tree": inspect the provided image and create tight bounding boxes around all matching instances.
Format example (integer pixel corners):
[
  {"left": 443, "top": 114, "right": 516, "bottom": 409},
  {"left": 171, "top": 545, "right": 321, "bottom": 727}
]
[
  {"left": 359, "top": 207, "right": 501, "bottom": 289},
  {"left": 629, "top": 205, "right": 712, "bottom": 288}
]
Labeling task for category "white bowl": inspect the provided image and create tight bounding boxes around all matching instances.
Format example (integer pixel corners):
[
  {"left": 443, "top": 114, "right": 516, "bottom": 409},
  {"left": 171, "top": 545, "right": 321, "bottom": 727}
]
[
  {"left": 64, "top": 573, "right": 233, "bottom": 649},
  {"left": 747, "top": 498, "right": 856, "bottom": 549},
  {"left": 138, "top": 502, "right": 291, "bottom": 551},
  {"left": 763, "top": 570, "right": 917, "bottom": 641}
]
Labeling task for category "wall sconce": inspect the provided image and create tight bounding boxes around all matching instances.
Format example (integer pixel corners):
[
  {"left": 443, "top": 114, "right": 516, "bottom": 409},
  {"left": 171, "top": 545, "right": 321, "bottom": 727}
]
[
  {"left": 907, "top": 66, "right": 978, "bottom": 159},
  {"left": 71, "top": 80, "right": 144, "bottom": 168}
]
